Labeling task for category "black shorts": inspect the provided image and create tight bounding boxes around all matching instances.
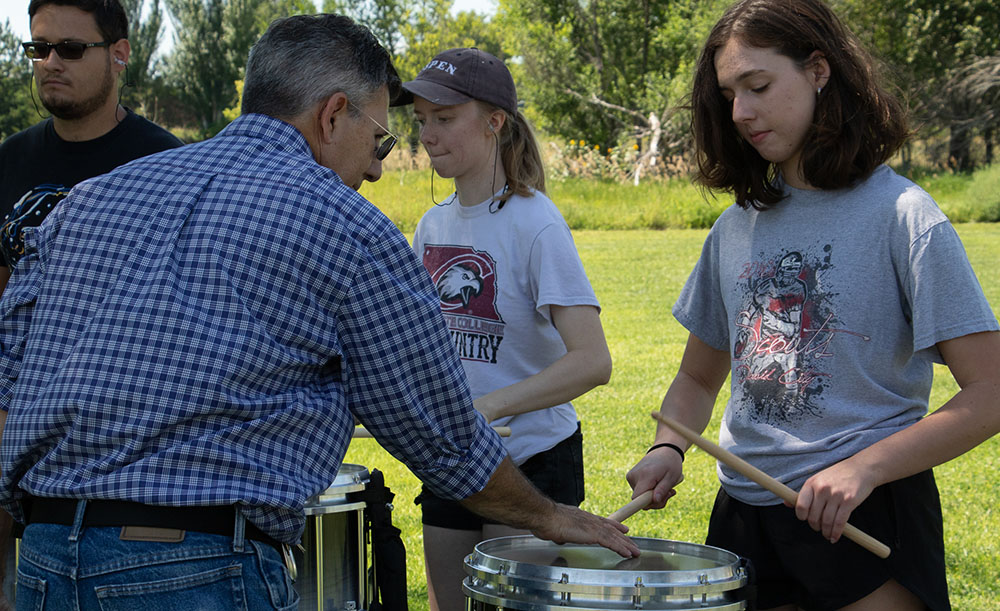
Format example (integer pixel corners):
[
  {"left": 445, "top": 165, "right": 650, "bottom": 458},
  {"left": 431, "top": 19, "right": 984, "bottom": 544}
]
[
  {"left": 417, "top": 423, "right": 585, "bottom": 530},
  {"left": 706, "top": 470, "right": 950, "bottom": 611}
]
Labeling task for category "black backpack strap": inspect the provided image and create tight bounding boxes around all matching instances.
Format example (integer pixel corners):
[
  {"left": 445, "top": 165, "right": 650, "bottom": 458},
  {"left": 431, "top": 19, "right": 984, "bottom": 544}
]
[{"left": 350, "top": 469, "right": 408, "bottom": 610}]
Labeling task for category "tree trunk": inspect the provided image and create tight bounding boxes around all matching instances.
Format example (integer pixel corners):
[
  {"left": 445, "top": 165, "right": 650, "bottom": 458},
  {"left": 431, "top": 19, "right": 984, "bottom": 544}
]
[
  {"left": 948, "top": 122, "right": 972, "bottom": 173},
  {"left": 632, "top": 112, "right": 661, "bottom": 186},
  {"left": 985, "top": 127, "right": 995, "bottom": 166}
]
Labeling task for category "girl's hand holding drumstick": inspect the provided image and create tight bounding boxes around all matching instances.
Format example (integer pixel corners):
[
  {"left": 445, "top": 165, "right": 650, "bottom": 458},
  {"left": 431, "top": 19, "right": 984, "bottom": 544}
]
[{"left": 651, "top": 411, "right": 891, "bottom": 559}]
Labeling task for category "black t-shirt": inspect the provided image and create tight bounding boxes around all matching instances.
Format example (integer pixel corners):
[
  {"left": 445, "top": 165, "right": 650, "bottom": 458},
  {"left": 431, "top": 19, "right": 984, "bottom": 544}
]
[{"left": 0, "top": 110, "right": 183, "bottom": 267}]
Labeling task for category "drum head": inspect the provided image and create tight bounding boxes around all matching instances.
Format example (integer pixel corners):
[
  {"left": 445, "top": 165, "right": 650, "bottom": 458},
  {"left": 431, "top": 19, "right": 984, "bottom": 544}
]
[{"left": 464, "top": 535, "right": 748, "bottom": 610}]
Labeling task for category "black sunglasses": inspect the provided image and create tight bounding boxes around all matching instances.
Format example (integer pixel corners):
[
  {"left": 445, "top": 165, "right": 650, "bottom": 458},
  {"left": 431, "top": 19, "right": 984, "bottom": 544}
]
[
  {"left": 373, "top": 131, "right": 397, "bottom": 161},
  {"left": 22, "top": 40, "right": 109, "bottom": 61},
  {"left": 349, "top": 101, "right": 397, "bottom": 161}
]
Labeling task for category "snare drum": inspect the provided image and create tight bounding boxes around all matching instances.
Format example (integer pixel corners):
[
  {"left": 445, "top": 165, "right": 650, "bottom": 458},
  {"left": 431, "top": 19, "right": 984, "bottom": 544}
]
[
  {"left": 463, "top": 535, "right": 750, "bottom": 610},
  {"left": 294, "top": 464, "right": 371, "bottom": 611}
]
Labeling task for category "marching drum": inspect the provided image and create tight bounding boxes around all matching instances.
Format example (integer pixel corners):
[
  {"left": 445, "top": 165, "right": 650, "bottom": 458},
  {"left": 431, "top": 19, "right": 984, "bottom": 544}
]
[
  {"left": 463, "top": 535, "right": 750, "bottom": 610},
  {"left": 294, "top": 464, "right": 372, "bottom": 611}
]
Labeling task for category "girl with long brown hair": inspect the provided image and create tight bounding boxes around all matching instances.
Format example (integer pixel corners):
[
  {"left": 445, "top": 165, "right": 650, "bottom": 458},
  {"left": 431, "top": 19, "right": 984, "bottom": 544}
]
[{"left": 627, "top": 1, "right": 1000, "bottom": 609}]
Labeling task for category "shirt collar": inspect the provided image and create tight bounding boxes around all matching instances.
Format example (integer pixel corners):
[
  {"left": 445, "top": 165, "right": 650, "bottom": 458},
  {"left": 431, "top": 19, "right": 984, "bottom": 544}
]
[{"left": 216, "top": 113, "right": 314, "bottom": 160}]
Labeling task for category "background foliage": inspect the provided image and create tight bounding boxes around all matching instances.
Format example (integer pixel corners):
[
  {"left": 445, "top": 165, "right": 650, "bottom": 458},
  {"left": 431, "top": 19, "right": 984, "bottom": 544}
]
[
  {"left": 3, "top": 2, "right": 999, "bottom": 608},
  {"left": 2, "top": 0, "right": 998, "bottom": 170},
  {"left": 0, "top": 19, "right": 33, "bottom": 141}
]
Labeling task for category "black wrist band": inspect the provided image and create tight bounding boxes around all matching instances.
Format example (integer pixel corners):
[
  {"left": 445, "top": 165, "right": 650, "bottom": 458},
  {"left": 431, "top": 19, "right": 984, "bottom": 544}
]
[{"left": 646, "top": 442, "right": 685, "bottom": 462}]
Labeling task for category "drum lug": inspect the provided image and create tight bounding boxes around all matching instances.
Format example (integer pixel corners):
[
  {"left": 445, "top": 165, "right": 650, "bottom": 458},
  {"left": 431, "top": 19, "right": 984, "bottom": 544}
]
[
  {"left": 559, "top": 573, "right": 571, "bottom": 605},
  {"left": 497, "top": 562, "right": 509, "bottom": 596},
  {"left": 699, "top": 573, "right": 710, "bottom": 606},
  {"left": 632, "top": 575, "right": 644, "bottom": 608}
]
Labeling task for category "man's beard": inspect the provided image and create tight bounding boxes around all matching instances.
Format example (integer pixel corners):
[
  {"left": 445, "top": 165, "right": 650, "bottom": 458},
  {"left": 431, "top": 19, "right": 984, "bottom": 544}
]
[{"left": 40, "top": 63, "right": 116, "bottom": 121}]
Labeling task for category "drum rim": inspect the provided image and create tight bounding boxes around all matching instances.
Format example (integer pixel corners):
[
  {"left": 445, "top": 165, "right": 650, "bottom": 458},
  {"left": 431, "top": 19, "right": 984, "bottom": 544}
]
[
  {"left": 464, "top": 535, "right": 747, "bottom": 591},
  {"left": 462, "top": 580, "right": 748, "bottom": 611},
  {"left": 304, "top": 463, "right": 370, "bottom": 512}
]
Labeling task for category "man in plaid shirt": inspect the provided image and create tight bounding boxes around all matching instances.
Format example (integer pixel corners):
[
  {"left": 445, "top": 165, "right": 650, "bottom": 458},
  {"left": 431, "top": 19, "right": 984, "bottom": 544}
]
[{"left": 0, "top": 14, "right": 637, "bottom": 609}]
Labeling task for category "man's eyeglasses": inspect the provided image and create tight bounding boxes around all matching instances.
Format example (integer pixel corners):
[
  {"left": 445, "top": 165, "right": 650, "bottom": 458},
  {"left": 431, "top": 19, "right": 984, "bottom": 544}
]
[
  {"left": 349, "top": 101, "right": 397, "bottom": 161},
  {"left": 22, "top": 41, "right": 109, "bottom": 61}
]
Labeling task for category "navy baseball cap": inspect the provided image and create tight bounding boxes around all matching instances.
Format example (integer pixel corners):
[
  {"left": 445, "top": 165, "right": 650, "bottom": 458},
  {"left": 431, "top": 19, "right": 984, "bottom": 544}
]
[{"left": 399, "top": 48, "right": 517, "bottom": 114}]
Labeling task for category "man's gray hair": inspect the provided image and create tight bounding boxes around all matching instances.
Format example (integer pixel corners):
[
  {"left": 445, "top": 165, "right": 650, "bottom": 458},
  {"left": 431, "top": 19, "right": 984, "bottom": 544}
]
[{"left": 242, "top": 14, "right": 401, "bottom": 119}]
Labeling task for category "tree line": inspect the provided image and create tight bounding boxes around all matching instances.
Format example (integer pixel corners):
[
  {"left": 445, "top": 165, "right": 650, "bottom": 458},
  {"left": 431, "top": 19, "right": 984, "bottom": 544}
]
[{"left": 2, "top": 0, "right": 997, "bottom": 176}]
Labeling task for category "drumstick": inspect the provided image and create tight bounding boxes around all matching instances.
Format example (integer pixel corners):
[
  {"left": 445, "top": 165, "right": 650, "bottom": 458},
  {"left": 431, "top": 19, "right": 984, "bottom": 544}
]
[
  {"left": 352, "top": 425, "right": 512, "bottom": 439},
  {"left": 607, "top": 490, "right": 654, "bottom": 523},
  {"left": 651, "top": 412, "right": 891, "bottom": 559}
]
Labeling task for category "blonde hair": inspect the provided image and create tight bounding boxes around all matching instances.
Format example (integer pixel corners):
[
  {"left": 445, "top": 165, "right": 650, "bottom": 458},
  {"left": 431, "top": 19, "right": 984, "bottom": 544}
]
[{"left": 478, "top": 103, "right": 546, "bottom": 204}]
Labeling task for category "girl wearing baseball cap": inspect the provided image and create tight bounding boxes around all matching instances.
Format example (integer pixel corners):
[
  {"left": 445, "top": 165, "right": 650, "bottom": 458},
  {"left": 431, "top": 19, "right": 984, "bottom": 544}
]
[{"left": 403, "top": 48, "right": 613, "bottom": 610}]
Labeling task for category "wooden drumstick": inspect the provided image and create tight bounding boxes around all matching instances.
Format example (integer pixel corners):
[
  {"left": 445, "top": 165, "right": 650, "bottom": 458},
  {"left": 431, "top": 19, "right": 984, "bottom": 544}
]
[
  {"left": 651, "top": 412, "right": 891, "bottom": 559},
  {"left": 607, "top": 490, "right": 654, "bottom": 523},
  {"left": 352, "top": 425, "right": 512, "bottom": 439}
]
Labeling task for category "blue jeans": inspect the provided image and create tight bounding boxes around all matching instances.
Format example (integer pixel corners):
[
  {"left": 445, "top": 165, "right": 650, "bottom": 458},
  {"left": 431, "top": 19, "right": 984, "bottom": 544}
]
[{"left": 15, "top": 501, "right": 298, "bottom": 611}]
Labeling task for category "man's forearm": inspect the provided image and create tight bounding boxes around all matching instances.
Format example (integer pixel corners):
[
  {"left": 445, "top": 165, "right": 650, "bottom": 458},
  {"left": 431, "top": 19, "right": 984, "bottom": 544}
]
[
  {"left": 458, "top": 455, "right": 641, "bottom": 559},
  {"left": 459, "top": 456, "right": 556, "bottom": 530}
]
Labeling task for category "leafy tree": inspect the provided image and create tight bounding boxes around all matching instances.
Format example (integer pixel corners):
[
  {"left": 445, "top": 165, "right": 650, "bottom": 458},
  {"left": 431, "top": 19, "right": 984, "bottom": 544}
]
[
  {"left": 0, "top": 19, "right": 36, "bottom": 140},
  {"left": 118, "top": 0, "right": 183, "bottom": 126},
  {"left": 833, "top": 0, "right": 1000, "bottom": 170},
  {"left": 257, "top": 0, "right": 317, "bottom": 30},
  {"left": 944, "top": 53, "right": 1000, "bottom": 165},
  {"left": 120, "top": 0, "right": 165, "bottom": 96},
  {"left": 163, "top": 0, "right": 311, "bottom": 136},
  {"left": 324, "top": 0, "right": 408, "bottom": 56},
  {"left": 495, "top": 0, "right": 728, "bottom": 181},
  {"left": 164, "top": 0, "right": 239, "bottom": 134}
]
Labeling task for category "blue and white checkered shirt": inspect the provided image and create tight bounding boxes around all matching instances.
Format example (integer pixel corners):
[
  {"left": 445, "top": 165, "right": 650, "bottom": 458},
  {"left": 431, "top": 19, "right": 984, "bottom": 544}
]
[{"left": 0, "top": 114, "right": 507, "bottom": 543}]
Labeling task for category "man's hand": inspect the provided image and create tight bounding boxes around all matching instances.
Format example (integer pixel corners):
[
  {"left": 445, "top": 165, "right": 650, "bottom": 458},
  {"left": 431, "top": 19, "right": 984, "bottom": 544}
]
[
  {"left": 462, "top": 457, "right": 640, "bottom": 558},
  {"left": 530, "top": 503, "right": 640, "bottom": 559}
]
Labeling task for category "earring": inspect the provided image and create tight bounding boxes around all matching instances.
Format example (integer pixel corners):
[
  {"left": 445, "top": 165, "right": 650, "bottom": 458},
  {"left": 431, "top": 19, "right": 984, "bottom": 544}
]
[{"left": 817, "top": 86, "right": 823, "bottom": 95}]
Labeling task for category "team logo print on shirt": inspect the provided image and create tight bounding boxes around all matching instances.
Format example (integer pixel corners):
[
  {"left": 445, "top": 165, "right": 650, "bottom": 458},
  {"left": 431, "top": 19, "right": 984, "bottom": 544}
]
[
  {"left": 733, "top": 248, "right": 869, "bottom": 425},
  {"left": 422, "top": 244, "right": 505, "bottom": 364}
]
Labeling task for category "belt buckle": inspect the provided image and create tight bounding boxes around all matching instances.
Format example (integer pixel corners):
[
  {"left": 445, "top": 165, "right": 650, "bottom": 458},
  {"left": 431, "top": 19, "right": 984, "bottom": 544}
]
[{"left": 281, "top": 543, "right": 298, "bottom": 582}]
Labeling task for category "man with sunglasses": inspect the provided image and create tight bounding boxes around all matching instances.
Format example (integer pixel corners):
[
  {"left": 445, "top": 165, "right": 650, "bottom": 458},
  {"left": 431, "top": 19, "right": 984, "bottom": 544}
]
[
  {"left": 0, "top": 0, "right": 181, "bottom": 292},
  {"left": 0, "top": 13, "right": 638, "bottom": 610}
]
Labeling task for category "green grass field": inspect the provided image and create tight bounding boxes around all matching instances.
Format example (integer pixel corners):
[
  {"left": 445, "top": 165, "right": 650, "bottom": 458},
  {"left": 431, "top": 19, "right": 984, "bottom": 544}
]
[
  {"left": 342, "top": 223, "right": 1000, "bottom": 610},
  {"left": 361, "top": 163, "right": 1000, "bottom": 232}
]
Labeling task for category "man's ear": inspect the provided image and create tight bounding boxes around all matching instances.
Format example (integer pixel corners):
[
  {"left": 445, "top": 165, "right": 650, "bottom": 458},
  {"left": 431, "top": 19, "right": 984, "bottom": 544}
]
[
  {"left": 111, "top": 38, "right": 131, "bottom": 73},
  {"left": 318, "top": 92, "right": 350, "bottom": 145}
]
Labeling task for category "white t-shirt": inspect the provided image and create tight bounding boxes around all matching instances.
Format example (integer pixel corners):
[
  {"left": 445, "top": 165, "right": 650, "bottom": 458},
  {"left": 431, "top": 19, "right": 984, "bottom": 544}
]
[
  {"left": 412, "top": 189, "right": 599, "bottom": 464},
  {"left": 674, "top": 165, "right": 998, "bottom": 505}
]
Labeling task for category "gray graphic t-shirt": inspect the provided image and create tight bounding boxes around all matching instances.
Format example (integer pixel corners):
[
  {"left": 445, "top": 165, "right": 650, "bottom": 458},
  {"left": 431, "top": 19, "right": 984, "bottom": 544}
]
[{"left": 674, "top": 165, "right": 998, "bottom": 505}]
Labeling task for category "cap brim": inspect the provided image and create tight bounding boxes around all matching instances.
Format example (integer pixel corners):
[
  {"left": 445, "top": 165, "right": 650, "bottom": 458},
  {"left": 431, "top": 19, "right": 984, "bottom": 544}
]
[{"left": 401, "top": 80, "right": 475, "bottom": 107}]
